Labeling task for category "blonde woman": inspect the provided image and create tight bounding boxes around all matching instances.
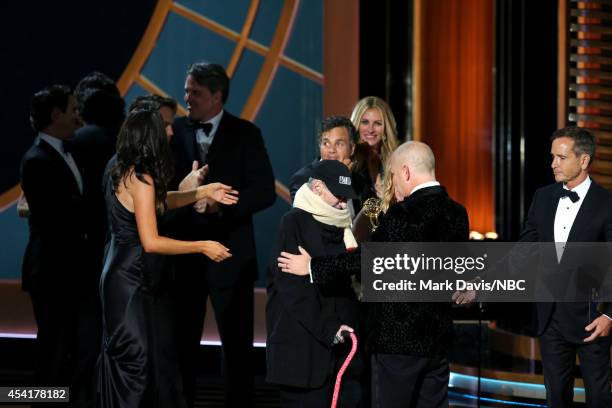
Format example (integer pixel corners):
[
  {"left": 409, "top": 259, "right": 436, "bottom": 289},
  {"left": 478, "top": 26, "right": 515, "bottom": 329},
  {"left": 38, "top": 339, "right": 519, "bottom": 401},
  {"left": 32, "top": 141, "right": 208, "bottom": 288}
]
[{"left": 350, "top": 97, "right": 400, "bottom": 211}]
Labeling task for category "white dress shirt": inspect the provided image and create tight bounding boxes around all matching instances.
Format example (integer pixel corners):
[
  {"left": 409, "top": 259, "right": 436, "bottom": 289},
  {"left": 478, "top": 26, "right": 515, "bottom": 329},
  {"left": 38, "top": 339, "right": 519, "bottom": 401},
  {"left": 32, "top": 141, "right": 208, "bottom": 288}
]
[
  {"left": 553, "top": 177, "right": 591, "bottom": 262},
  {"left": 195, "top": 109, "right": 224, "bottom": 157},
  {"left": 410, "top": 181, "right": 441, "bottom": 195},
  {"left": 39, "top": 133, "right": 83, "bottom": 194}
]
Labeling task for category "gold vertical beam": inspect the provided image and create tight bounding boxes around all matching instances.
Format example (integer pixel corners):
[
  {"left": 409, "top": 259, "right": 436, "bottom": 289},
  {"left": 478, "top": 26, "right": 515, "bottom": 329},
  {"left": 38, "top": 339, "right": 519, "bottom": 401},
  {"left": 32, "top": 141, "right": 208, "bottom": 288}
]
[
  {"left": 558, "top": 0, "right": 568, "bottom": 128},
  {"left": 0, "top": 185, "right": 22, "bottom": 213}
]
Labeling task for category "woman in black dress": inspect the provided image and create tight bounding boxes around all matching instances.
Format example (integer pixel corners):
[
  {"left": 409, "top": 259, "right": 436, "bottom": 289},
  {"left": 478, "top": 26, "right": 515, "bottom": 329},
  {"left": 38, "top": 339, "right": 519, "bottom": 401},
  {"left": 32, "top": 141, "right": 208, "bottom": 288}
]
[{"left": 97, "top": 109, "right": 238, "bottom": 407}]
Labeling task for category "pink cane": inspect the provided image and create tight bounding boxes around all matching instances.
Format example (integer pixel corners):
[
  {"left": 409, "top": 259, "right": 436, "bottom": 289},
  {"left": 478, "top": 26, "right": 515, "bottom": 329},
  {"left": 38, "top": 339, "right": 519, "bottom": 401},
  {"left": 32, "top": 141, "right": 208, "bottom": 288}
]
[{"left": 330, "top": 332, "right": 358, "bottom": 408}]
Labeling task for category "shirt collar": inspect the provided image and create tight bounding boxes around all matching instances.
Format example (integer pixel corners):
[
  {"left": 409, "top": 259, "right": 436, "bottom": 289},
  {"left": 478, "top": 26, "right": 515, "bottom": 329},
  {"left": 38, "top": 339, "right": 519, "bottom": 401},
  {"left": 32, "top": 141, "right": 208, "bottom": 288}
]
[
  {"left": 563, "top": 176, "right": 591, "bottom": 201},
  {"left": 201, "top": 109, "right": 224, "bottom": 138},
  {"left": 410, "top": 181, "right": 441, "bottom": 195},
  {"left": 39, "top": 132, "right": 66, "bottom": 155}
]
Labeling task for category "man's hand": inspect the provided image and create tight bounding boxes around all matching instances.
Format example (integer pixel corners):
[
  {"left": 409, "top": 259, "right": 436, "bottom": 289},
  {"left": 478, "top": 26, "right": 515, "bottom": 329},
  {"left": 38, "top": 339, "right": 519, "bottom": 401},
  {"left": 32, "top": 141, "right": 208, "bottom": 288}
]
[
  {"left": 193, "top": 198, "right": 221, "bottom": 214},
  {"left": 452, "top": 289, "right": 476, "bottom": 305},
  {"left": 179, "top": 161, "right": 208, "bottom": 191},
  {"left": 277, "top": 246, "right": 311, "bottom": 276},
  {"left": 193, "top": 198, "right": 209, "bottom": 213},
  {"left": 17, "top": 193, "right": 30, "bottom": 218},
  {"left": 333, "top": 324, "right": 354, "bottom": 344},
  {"left": 584, "top": 315, "right": 612, "bottom": 342}
]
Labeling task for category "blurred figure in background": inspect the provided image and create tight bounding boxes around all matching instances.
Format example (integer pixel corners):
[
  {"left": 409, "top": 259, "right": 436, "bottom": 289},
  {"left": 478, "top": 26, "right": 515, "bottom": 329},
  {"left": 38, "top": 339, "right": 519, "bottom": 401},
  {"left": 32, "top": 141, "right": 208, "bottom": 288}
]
[
  {"left": 20, "top": 84, "right": 98, "bottom": 406},
  {"left": 129, "top": 94, "right": 177, "bottom": 140}
]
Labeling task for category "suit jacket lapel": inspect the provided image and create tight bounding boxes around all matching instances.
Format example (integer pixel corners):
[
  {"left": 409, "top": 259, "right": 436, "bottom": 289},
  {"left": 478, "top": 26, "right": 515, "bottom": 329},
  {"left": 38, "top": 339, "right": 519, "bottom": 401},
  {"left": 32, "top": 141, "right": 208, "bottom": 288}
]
[
  {"left": 183, "top": 123, "right": 199, "bottom": 164},
  {"left": 540, "top": 185, "right": 561, "bottom": 242},
  {"left": 38, "top": 139, "right": 82, "bottom": 196},
  {"left": 206, "top": 113, "right": 230, "bottom": 165}
]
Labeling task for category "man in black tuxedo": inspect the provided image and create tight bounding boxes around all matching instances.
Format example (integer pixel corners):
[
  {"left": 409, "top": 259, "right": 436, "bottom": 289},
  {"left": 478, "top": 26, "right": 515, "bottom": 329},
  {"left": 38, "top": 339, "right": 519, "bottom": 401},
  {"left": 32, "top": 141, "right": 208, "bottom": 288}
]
[
  {"left": 170, "top": 62, "right": 276, "bottom": 407},
  {"left": 518, "top": 127, "right": 611, "bottom": 407},
  {"left": 20, "top": 85, "right": 100, "bottom": 406},
  {"left": 278, "top": 142, "right": 469, "bottom": 407}
]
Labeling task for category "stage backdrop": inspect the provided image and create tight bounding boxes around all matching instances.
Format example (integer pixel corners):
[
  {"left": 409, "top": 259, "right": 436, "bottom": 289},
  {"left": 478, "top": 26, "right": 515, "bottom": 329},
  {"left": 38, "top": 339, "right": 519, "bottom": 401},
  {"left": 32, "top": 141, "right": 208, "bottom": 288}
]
[{"left": 0, "top": 0, "right": 326, "bottom": 287}]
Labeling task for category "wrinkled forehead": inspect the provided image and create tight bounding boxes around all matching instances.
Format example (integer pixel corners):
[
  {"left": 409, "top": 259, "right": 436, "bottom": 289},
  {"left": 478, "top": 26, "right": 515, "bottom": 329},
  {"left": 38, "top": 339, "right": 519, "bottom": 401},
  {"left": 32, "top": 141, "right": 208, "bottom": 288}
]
[
  {"left": 321, "top": 127, "right": 350, "bottom": 142},
  {"left": 551, "top": 137, "right": 576, "bottom": 154}
]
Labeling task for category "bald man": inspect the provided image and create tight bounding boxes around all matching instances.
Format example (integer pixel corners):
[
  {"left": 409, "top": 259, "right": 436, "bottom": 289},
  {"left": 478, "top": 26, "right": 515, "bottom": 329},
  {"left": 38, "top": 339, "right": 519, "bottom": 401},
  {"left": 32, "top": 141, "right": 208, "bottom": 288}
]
[{"left": 278, "top": 142, "right": 469, "bottom": 408}]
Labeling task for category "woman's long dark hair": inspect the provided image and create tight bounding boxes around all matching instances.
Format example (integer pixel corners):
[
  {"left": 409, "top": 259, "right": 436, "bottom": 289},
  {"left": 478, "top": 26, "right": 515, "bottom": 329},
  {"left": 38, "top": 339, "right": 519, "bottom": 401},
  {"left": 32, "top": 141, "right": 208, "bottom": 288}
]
[{"left": 111, "top": 109, "right": 174, "bottom": 213}]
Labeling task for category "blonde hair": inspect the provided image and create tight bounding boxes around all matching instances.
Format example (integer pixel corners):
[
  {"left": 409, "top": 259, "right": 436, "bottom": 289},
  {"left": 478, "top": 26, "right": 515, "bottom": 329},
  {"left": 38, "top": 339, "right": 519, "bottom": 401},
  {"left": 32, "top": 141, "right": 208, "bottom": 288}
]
[
  {"left": 380, "top": 159, "right": 396, "bottom": 213},
  {"left": 350, "top": 96, "right": 400, "bottom": 174}
]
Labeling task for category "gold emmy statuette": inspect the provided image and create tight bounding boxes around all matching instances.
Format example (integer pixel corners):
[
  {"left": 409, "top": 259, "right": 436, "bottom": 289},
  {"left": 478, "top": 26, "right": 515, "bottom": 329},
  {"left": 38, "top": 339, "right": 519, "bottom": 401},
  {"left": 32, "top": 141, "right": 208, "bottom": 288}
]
[{"left": 362, "top": 197, "right": 382, "bottom": 232}]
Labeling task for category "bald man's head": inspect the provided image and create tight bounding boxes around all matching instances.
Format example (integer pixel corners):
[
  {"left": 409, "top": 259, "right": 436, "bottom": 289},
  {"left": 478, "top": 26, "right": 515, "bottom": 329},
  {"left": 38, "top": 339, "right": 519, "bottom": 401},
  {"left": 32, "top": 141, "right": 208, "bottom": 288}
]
[
  {"left": 392, "top": 141, "right": 435, "bottom": 174},
  {"left": 390, "top": 141, "right": 437, "bottom": 200}
]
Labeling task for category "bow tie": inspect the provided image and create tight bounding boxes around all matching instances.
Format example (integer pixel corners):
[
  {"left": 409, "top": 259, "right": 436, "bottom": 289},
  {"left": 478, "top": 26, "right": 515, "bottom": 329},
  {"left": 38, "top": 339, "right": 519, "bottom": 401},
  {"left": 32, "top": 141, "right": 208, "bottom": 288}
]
[
  {"left": 193, "top": 122, "right": 213, "bottom": 135},
  {"left": 62, "top": 139, "right": 75, "bottom": 155},
  {"left": 558, "top": 189, "right": 580, "bottom": 203}
]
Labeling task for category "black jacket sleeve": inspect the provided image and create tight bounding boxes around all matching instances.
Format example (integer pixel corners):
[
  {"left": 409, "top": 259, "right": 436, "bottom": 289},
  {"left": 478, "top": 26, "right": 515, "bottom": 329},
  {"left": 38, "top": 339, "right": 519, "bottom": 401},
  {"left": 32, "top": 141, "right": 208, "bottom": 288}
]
[
  {"left": 273, "top": 215, "right": 341, "bottom": 345},
  {"left": 222, "top": 127, "right": 275, "bottom": 220}
]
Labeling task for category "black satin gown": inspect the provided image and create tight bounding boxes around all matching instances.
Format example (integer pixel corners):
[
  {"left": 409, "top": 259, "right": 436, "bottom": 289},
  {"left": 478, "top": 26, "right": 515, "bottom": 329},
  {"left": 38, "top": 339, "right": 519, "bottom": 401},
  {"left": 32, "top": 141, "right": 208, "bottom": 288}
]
[{"left": 97, "top": 176, "right": 186, "bottom": 408}]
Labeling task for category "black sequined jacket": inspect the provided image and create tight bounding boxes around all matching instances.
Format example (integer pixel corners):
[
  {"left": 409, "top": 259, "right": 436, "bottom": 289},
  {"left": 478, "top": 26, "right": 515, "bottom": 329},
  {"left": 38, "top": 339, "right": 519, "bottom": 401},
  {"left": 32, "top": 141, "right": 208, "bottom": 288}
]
[{"left": 311, "top": 185, "right": 469, "bottom": 356}]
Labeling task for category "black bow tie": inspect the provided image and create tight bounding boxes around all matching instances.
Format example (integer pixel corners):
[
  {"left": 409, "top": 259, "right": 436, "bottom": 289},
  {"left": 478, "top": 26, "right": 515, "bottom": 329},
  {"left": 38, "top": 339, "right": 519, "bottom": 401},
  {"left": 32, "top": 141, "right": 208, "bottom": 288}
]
[
  {"left": 62, "top": 139, "right": 75, "bottom": 155},
  {"left": 193, "top": 122, "right": 213, "bottom": 135},
  {"left": 558, "top": 189, "right": 580, "bottom": 203}
]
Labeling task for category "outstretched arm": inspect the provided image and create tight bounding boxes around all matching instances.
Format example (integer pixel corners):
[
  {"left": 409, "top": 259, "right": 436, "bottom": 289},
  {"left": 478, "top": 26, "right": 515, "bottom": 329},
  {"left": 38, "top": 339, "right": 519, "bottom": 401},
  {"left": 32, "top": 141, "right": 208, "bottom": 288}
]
[
  {"left": 128, "top": 173, "right": 231, "bottom": 261},
  {"left": 166, "top": 182, "right": 238, "bottom": 210}
]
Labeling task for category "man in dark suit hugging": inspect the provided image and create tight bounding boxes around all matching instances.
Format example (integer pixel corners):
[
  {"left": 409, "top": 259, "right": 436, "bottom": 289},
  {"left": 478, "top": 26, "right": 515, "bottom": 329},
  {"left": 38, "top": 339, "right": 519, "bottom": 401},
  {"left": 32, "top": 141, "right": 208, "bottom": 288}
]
[{"left": 278, "top": 141, "right": 469, "bottom": 407}]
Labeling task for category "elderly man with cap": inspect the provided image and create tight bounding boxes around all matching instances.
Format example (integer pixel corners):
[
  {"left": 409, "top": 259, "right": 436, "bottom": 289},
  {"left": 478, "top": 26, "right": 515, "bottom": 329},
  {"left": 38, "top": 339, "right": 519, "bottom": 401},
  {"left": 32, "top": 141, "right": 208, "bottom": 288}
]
[{"left": 266, "top": 160, "right": 362, "bottom": 407}]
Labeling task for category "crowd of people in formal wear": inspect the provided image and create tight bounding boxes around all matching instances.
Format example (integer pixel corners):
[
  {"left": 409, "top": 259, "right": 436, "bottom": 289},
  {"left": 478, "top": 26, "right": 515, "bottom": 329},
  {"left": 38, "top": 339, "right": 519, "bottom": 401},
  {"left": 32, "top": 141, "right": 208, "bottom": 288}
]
[{"left": 19, "top": 61, "right": 611, "bottom": 408}]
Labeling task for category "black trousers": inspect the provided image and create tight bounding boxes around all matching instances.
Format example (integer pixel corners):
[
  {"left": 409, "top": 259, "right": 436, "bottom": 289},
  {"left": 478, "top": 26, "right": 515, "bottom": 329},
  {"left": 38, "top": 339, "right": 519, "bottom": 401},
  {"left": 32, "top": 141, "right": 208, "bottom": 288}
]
[
  {"left": 30, "top": 290, "right": 100, "bottom": 408},
  {"left": 371, "top": 354, "right": 448, "bottom": 408},
  {"left": 540, "top": 317, "right": 611, "bottom": 407},
  {"left": 173, "top": 254, "right": 254, "bottom": 408}
]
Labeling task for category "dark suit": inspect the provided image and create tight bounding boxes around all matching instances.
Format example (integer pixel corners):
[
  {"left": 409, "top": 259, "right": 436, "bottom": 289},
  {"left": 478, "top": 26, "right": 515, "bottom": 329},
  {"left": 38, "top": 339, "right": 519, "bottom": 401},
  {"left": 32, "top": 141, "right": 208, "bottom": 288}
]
[
  {"left": 170, "top": 111, "right": 276, "bottom": 407},
  {"left": 311, "top": 185, "right": 469, "bottom": 408},
  {"left": 266, "top": 208, "right": 361, "bottom": 406},
  {"left": 20, "top": 137, "right": 100, "bottom": 407},
  {"left": 72, "top": 124, "right": 118, "bottom": 281},
  {"left": 518, "top": 180, "right": 612, "bottom": 407}
]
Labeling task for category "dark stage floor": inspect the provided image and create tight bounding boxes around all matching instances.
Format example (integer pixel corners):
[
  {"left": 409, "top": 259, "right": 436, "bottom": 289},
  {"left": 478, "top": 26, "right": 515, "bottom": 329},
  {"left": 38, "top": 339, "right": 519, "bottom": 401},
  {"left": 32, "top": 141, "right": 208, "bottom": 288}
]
[{"left": 0, "top": 281, "right": 593, "bottom": 407}]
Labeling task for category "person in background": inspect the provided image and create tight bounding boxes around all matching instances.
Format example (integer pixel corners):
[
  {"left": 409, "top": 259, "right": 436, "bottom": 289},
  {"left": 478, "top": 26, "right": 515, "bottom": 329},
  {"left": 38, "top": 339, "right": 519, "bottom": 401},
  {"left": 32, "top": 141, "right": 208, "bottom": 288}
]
[
  {"left": 349, "top": 96, "right": 400, "bottom": 213},
  {"left": 170, "top": 62, "right": 276, "bottom": 407},
  {"left": 129, "top": 94, "right": 177, "bottom": 141},
  {"left": 20, "top": 84, "right": 98, "bottom": 406},
  {"left": 288, "top": 116, "right": 358, "bottom": 203}
]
